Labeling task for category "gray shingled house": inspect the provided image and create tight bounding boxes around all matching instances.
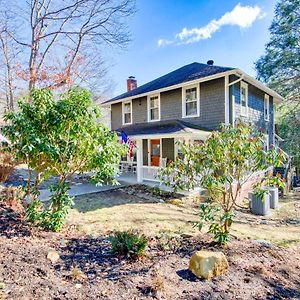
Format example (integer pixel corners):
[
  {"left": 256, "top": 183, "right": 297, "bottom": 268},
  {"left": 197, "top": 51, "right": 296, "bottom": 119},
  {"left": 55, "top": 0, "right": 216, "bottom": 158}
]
[{"left": 102, "top": 61, "right": 284, "bottom": 183}]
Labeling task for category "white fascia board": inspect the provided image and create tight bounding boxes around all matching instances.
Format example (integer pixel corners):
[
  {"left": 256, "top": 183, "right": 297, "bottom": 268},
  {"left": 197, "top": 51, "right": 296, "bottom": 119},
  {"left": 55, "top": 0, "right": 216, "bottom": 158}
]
[
  {"left": 234, "top": 69, "right": 284, "bottom": 104},
  {"left": 102, "top": 70, "right": 237, "bottom": 107},
  {"left": 103, "top": 68, "right": 285, "bottom": 107},
  {"left": 128, "top": 131, "right": 211, "bottom": 140}
]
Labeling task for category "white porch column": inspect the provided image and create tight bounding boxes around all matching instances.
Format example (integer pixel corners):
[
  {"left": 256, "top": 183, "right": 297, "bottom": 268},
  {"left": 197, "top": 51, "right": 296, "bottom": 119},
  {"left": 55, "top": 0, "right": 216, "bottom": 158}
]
[
  {"left": 136, "top": 139, "right": 143, "bottom": 183},
  {"left": 184, "top": 137, "right": 190, "bottom": 144}
]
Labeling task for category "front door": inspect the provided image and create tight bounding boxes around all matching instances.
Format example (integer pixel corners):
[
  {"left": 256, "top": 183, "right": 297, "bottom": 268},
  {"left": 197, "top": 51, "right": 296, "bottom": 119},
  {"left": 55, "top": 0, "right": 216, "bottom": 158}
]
[{"left": 150, "top": 139, "right": 160, "bottom": 166}]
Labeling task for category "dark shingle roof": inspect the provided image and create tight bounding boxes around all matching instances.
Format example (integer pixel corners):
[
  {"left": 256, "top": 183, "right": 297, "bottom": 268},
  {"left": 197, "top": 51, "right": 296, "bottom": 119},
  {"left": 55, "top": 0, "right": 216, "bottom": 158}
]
[
  {"left": 115, "top": 120, "right": 212, "bottom": 137},
  {"left": 104, "top": 62, "right": 234, "bottom": 103}
]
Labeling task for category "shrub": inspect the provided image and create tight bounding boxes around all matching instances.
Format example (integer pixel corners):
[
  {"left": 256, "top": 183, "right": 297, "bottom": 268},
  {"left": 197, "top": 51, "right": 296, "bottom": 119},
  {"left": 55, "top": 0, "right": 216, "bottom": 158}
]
[
  {"left": 4, "top": 88, "right": 126, "bottom": 232},
  {"left": 195, "top": 203, "right": 234, "bottom": 246},
  {"left": 160, "top": 124, "right": 285, "bottom": 246},
  {"left": 26, "top": 182, "right": 74, "bottom": 232},
  {"left": 109, "top": 230, "right": 148, "bottom": 259},
  {"left": 0, "top": 152, "right": 16, "bottom": 182}
]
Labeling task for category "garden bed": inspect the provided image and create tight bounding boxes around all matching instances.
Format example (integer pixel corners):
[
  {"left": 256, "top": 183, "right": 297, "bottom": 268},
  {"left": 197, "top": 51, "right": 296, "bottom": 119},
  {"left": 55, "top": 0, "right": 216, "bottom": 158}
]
[{"left": 1, "top": 202, "right": 300, "bottom": 300}]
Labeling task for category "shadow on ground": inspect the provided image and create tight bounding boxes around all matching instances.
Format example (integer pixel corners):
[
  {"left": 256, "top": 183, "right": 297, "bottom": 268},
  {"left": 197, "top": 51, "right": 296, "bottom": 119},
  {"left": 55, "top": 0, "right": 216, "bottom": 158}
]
[
  {"left": 265, "top": 278, "right": 300, "bottom": 299},
  {"left": 0, "top": 203, "right": 31, "bottom": 238},
  {"left": 58, "top": 235, "right": 152, "bottom": 281},
  {"left": 72, "top": 186, "right": 184, "bottom": 213}
]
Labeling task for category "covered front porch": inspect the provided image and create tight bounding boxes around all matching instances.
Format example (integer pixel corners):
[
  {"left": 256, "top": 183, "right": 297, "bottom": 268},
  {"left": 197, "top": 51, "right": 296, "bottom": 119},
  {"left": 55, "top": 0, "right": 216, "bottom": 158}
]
[{"left": 117, "top": 120, "right": 211, "bottom": 184}]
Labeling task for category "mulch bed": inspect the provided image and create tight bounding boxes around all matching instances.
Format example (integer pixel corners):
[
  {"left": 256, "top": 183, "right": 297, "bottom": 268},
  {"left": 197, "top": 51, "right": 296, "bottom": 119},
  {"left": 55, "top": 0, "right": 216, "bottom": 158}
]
[{"left": 0, "top": 204, "right": 300, "bottom": 300}]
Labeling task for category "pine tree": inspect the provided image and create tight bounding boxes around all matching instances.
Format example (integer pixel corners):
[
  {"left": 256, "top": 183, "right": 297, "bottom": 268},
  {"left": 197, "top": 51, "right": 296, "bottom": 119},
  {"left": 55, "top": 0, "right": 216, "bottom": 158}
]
[{"left": 255, "top": 0, "right": 300, "bottom": 103}]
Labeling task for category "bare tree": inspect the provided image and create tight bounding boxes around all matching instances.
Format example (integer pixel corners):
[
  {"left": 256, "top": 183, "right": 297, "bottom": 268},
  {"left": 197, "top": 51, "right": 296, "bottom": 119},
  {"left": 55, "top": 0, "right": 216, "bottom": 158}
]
[
  {"left": 0, "top": 11, "right": 24, "bottom": 112},
  {"left": 0, "top": 32, "right": 15, "bottom": 111},
  {"left": 0, "top": 0, "right": 135, "bottom": 101}
]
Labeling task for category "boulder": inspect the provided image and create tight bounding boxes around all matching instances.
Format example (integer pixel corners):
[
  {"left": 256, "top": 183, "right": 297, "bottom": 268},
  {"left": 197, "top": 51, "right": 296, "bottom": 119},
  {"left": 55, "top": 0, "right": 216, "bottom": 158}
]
[
  {"left": 189, "top": 250, "right": 229, "bottom": 279},
  {"left": 47, "top": 250, "right": 60, "bottom": 263}
]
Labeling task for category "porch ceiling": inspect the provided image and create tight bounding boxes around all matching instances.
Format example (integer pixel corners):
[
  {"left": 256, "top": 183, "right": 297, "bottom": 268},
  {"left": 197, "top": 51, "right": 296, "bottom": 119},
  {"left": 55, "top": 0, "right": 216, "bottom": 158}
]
[{"left": 115, "top": 119, "right": 212, "bottom": 139}]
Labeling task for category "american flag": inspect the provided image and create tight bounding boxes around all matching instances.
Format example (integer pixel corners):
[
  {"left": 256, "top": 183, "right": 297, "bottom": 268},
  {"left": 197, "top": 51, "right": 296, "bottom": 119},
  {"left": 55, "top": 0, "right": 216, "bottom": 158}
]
[{"left": 121, "top": 131, "right": 135, "bottom": 158}]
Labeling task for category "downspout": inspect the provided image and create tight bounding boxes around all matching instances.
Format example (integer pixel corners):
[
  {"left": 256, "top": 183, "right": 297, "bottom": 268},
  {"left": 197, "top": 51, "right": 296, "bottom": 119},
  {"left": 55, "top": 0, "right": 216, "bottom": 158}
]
[
  {"left": 228, "top": 73, "right": 244, "bottom": 87},
  {"left": 227, "top": 72, "right": 244, "bottom": 126}
]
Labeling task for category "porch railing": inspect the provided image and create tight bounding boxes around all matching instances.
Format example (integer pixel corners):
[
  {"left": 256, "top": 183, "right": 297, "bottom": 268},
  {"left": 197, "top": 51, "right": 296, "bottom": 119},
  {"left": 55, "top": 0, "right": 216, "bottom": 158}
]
[{"left": 141, "top": 166, "right": 160, "bottom": 182}]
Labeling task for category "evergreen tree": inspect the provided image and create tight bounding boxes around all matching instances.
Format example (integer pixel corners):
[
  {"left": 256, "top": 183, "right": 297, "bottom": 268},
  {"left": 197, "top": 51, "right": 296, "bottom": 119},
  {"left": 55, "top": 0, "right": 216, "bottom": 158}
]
[
  {"left": 256, "top": 0, "right": 300, "bottom": 169},
  {"left": 256, "top": 0, "right": 300, "bottom": 102}
]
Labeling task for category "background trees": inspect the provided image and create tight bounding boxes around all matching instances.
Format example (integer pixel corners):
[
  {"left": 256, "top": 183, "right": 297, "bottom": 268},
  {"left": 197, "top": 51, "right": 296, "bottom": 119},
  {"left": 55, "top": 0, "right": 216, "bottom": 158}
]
[
  {"left": 256, "top": 0, "right": 300, "bottom": 169},
  {"left": 255, "top": 0, "right": 300, "bottom": 103},
  {"left": 0, "top": 0, "right": 135, "bottom": 108}
]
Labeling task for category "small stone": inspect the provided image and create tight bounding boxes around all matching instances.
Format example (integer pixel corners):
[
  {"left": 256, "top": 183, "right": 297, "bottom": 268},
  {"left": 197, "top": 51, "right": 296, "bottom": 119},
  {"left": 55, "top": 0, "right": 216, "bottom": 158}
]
[
  {"left": 75, "top": 283, "right": 82, "bottom": 289},
  {"left": 189, "top": 250, "right": 229, "bottom": 280},
  {"left": 60, "top": 239, "right": 66, "bottom": 247},
  {"left": 288, "top": 219, "right": 298, "bottom": 225},
  {"left": 168, "top": 199, "right": 183, "bottom": 206},
  {"left": 47, "top": 250, "right": 60, "bottom": 263},
  {"left": 255, "top": 240, "right": 274, "bottom": 248}
]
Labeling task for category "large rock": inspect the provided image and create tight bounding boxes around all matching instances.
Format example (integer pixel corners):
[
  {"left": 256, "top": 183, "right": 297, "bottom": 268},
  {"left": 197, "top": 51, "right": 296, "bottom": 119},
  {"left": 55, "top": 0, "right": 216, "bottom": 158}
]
[{"left": 189, "top": 250, "right": 229, "bottom": 279}]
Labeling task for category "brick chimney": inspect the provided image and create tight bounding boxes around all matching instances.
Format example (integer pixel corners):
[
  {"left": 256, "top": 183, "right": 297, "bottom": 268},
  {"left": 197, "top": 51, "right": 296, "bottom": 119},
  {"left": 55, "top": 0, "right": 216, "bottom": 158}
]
[{"left": 127, "top": 76, "right": 137, "bottom": 92}]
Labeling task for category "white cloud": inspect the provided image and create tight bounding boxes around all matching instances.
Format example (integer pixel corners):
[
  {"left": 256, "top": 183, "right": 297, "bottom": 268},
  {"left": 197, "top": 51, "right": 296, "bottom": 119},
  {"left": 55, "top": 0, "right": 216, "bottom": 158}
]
[
  {"left": 157, "top": 39, "right": 174, "bottom": 47},
  {"left": 157, "top": 3, "right": 265, "bottom": 47}
]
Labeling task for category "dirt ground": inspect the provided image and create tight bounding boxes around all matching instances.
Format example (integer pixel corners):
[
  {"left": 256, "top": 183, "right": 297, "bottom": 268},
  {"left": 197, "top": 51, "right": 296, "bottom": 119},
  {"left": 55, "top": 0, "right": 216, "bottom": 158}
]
[{"left": 0, "top": 186, "right": 300, "bottom": 300}]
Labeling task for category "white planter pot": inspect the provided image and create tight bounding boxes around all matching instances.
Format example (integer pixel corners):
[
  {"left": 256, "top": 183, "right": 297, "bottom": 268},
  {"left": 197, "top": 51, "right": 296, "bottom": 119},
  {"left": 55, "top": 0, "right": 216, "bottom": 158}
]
[
  {"left": 249, "top": 191, "right": 270, "bottom": 216},
  {"left": 267, "top": 187, "right": 279, "bottom": 209}
]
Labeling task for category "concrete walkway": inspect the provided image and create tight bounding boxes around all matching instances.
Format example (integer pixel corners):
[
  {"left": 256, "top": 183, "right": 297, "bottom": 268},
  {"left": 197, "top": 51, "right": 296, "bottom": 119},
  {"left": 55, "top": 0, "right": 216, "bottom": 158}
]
[
  {"left": 39, "top": 181, "right": 130, "bottom": 201},
  {"left": 38, "top": 172, "right": 203, "bottom": 201}
]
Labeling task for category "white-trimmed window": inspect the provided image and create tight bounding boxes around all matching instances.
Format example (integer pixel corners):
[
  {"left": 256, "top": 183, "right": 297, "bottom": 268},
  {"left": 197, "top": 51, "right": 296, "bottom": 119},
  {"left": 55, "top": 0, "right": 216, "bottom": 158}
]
[
  {"left": 240, "top": 81, "right": 248, "bottom": 116},
  {"left": 182, "top": 85, "right": 200, "bottom": 118},
  {"left": 122, "top": 100, "right": 132, "bottom": 125},
  {"left": 264, "top": 94, "right": 270, "bottom": 121},
  {"left": 148, "top": 94, "right": 160, "bottom": 122}
]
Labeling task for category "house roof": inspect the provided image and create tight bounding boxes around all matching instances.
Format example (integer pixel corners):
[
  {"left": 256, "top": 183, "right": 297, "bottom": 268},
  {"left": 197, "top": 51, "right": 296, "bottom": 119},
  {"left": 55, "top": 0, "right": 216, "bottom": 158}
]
[
  {"left": 104, "top": 62, "right": 233, "bottom": 104},
  {"left": 115, "top": 119, "right": 212, "bottom": 138}
]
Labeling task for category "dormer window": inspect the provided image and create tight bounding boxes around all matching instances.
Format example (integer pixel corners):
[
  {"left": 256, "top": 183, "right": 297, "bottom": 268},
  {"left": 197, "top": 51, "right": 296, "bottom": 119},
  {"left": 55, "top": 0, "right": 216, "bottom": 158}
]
[
  {"left": 182, "top": 84, "right": 200, "bottom": 118},
  {"left": 240, "top": 81, "right": 248, "bottom": 116},
  {"left": 148, "top": 94, "right": 160, "bottom": 122},
  {"left": 264, "top": 94, "right": 269, "bottom": 121},
  {"left": 122, "top": 100, "right": 132, "bottom": 125}
]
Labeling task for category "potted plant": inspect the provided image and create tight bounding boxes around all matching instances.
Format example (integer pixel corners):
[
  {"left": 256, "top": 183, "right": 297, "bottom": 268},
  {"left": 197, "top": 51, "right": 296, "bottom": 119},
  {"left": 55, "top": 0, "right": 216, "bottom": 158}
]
[
  {"left": 265, "top": 175, "right": 285, "bottom": 209},
  {"left": 249, "top": 186, "right": 270, "bottom": 216}
]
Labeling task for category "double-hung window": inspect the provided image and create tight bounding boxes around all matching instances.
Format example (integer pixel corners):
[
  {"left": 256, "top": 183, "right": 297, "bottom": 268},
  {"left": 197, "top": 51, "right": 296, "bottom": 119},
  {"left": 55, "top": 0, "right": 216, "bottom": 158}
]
[
  {"left": 264, "top": 94, "right": 270, "bottom": 121},
  {"left": 122, "top": 101, "right": 132, "bottom": 125},
  {"left": 240, "top": 81, "right": 248, "bottom": 116},
  {"left": 182, "top": 85, "right": 199, "bottom": 117},
  {"left": 148, "top": 94, "right": 160, "bottom": 121}
]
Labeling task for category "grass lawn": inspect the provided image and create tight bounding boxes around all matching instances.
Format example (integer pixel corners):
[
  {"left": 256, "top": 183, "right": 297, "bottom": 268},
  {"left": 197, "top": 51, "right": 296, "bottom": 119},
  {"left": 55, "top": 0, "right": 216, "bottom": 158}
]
[{"left": 67, "top": 186, "right": 300, "bottom": 246}]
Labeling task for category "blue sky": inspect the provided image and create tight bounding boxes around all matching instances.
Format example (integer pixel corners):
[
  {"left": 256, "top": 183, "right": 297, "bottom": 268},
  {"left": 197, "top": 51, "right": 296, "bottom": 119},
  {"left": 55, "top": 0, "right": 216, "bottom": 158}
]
[{"left": 109, "top": 0, "right": 277, "bottom": 97}]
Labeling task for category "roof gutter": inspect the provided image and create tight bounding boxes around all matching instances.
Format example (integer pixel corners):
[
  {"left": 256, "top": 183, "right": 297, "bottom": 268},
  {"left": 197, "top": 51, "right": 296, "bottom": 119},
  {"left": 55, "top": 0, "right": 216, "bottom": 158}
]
[
  {"left": 234, "top": 69, "right": 284, "bottom": 103},
  {"left": 102, "top": 69, "right": 237, "bottom": 107},
  {"left": 103, "top": 68, "right": 284, "bottom": 107}
]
